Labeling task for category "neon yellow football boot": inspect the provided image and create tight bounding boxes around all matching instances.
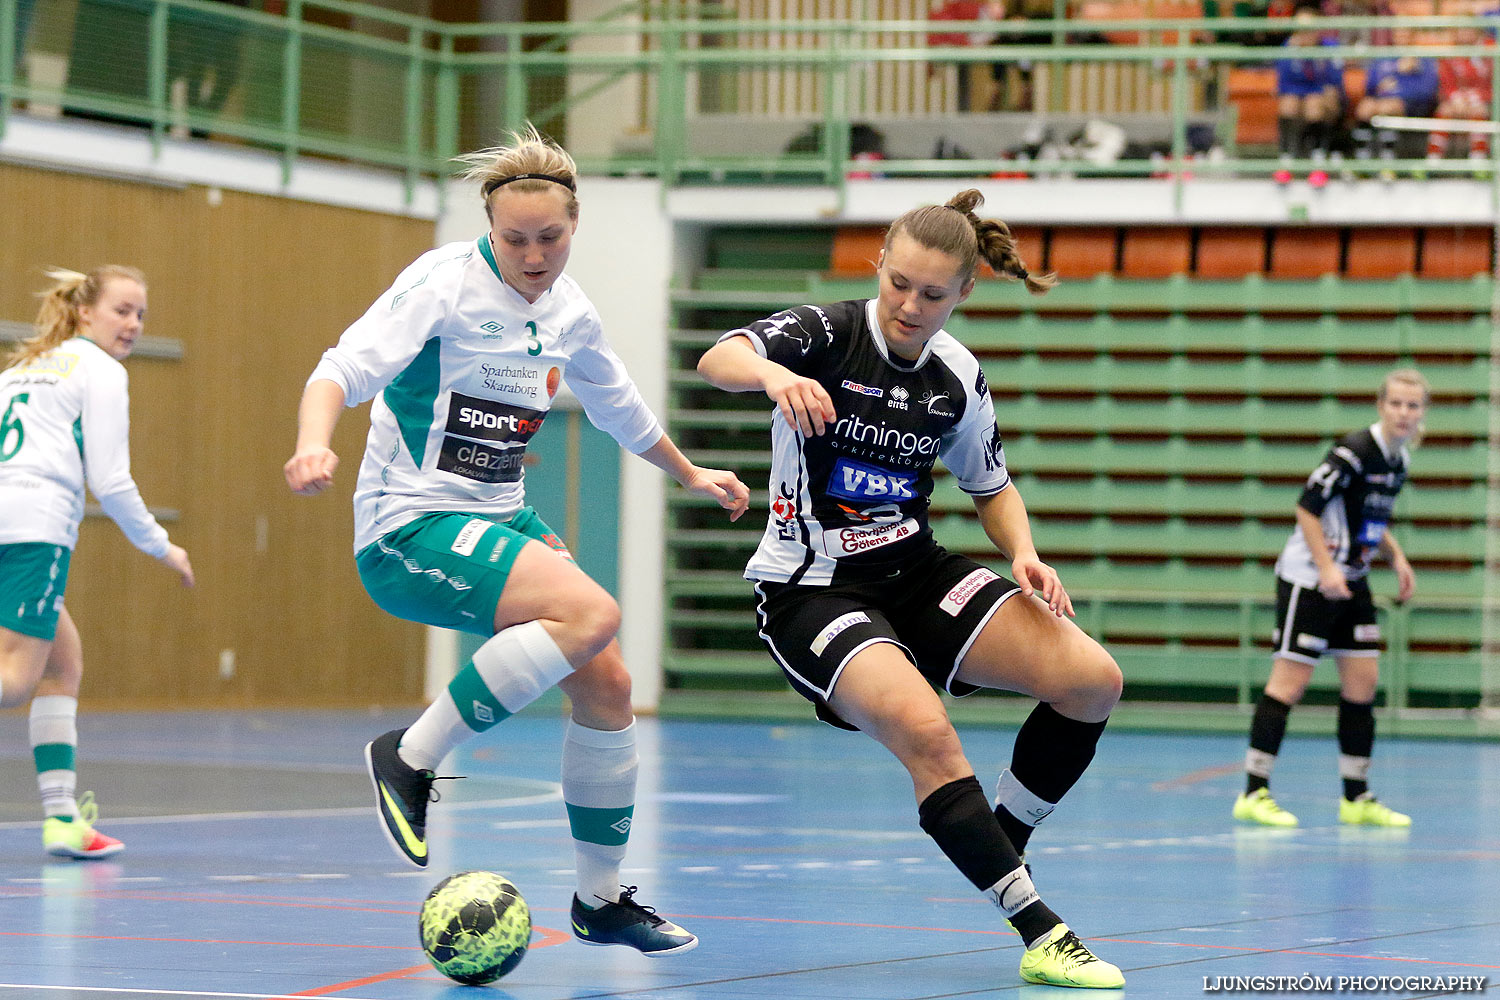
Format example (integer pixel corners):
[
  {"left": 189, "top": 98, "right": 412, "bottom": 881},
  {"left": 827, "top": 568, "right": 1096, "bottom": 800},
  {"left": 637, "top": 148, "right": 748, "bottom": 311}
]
[
  {"left": 1019, "top": 923, "right": 1125, "bottom": 989},
  {"left": 1339, "top": 793, "right": 1411, "bottom": 827},
  {"left": 1233, "top": 787, "right": 1299, "bottom": 827},
  {"left": 43, "top": 791, "right": 124, "bottom": 860}
]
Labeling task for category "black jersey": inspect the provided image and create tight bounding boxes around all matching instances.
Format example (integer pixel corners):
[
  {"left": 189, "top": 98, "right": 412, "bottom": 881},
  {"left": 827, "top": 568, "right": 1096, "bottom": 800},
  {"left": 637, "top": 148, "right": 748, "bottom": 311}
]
[
  {"left": 722, "top": 299, "right": 1010, "bottom": 586},
  {"left": 1274, "top": 424, "right": 1410, "bottom": 587}
]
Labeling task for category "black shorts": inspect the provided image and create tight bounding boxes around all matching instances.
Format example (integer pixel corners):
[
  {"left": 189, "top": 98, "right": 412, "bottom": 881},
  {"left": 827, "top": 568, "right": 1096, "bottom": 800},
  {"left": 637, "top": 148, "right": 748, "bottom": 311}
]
[
  {"left": 753, "top": 546, "right": 1023, "bottom": 730},
  {"left": 1271, "top": 576, "right": 1381, "bottom": 666}
]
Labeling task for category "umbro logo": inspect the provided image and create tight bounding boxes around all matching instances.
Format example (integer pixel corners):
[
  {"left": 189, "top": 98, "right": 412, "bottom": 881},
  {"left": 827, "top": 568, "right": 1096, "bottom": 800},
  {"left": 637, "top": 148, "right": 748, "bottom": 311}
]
[
  {"left": 610, "top": 817, "right": 633, "bottom": 835},
  {"left": 480, "top": 321, "right": 505, "bottom": 339},
  {"left": 474, "top": 702, "right": 494, "bottom": 724}
]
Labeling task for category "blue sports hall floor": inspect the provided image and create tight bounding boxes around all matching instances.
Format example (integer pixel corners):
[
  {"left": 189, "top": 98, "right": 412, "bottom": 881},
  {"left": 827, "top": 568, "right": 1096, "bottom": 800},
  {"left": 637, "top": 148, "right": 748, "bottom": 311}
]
[{"left": 0, "top": 707, "right": 1496, "bottom": 999}]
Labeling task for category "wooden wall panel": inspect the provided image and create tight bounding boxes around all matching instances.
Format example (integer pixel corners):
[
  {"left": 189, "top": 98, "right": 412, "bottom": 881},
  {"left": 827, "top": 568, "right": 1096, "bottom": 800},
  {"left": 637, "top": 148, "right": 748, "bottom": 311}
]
[{"left": 0, "top": 163, "right": 435, "bottom": 709}]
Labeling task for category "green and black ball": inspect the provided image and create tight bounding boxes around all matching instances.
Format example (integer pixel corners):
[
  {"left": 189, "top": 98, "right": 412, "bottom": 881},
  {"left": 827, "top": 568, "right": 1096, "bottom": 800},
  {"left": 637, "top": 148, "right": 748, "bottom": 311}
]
[{"left": 419, "top": 870, "right": 531, "bottom": 984}]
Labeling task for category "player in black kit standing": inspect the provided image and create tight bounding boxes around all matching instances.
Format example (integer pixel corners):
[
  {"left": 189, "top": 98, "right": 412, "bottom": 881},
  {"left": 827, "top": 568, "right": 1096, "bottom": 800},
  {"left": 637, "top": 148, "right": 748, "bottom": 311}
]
[
  {"left": 697, "top": 189, "right": 1125, "bottom": 990},
  {"left": 1234, "top": 369, "right": 1428, "bottom": 830}
]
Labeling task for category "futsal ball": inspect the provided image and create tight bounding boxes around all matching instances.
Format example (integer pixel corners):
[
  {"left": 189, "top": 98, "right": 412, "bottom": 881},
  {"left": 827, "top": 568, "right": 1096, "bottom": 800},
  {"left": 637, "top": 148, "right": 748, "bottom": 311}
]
[{"left": 419, "top": 870, "right": 531, "bottom": 985}]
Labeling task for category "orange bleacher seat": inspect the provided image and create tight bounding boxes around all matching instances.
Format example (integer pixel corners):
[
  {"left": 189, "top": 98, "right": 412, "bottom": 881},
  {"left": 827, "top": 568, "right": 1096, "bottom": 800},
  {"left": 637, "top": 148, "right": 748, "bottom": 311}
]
[
  {"left": 1421, "top": 227, "right": 1493, "bottom": 278},
  {"left": 830, "top": 226, "right": 885, "bottom": 276},
  {"left": 1345, "top": 227, "right": 1418, "bottom": 278},
  {"left": 1228, "top": 67, "right": 1279, "bottom": 147},
  {"left": 1121, "top": 227, "right": 1193, "bottom": 277},
  {"left": 1196, "top": 228, "right": 1266, "bottom": 278},
  {"left": 1151, "top": 0, "right": 1209, "bottom": 46},
  {"left": 830, "top": 224, "right": 1045, "bottom": 278},
  {"left": 1008, "top": 226, "right": 1047, "bottom": 276},
  {"left": 1048, "top": 227, "right": 1119, "bottom": 279},
  {"left": 1079, "top": 0, "right": 1145, "bottom": 45},
  {"left": 1343, "top": 65, "right": 1367, "bottom": 107},
  {"left": 1270, "top": 227, "right": 1341, "bottom": 278}
]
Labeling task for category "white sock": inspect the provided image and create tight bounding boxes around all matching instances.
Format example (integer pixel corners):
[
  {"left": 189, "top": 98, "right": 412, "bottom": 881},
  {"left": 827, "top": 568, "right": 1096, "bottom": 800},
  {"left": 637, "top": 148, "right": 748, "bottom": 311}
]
[
  {"left": 562, "top": 719, "right": 637, "bottom": 906},
  {"left": 1246, "top": 748, "right": 1277, "bottom": 781},
  {"left": 994, "top": 768, "right": 1056, "bottom": 828},
  {"left": 984, "top": 864, "right": 1040, "bottom": 920},
  {"left": 30, "top": 695, "right": 79, "bottom": 819},
  {"left": 400, "top": 621, "right": 575, "bottom": 773}
]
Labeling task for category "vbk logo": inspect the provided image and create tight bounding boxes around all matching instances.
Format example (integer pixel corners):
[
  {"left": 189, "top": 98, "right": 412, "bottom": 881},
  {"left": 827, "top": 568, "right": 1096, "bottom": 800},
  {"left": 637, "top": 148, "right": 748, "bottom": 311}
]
[
  {"left": 828, "top": 458, "right": 917, "bottom": 502},
  {"left": 888, "top": 385, "right": 909, "bottom": 410}
]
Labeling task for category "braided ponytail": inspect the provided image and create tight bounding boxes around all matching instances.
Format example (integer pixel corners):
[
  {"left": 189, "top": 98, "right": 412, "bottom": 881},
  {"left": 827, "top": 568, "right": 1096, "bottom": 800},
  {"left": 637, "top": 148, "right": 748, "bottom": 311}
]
[{"left": 884, "top": 189, "right": 1055, "bottom": 295}]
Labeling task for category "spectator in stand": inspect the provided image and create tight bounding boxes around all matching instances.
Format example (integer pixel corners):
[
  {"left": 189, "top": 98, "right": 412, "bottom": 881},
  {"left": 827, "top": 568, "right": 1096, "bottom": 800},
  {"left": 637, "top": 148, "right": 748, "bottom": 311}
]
[
  {"left": 989, "top": 0, "right": 1052, "bottom": 111},
  {"left": 1340, "top": 0, "right": 1396, "bottom": 47},
  {"left": 1352, "top": 30, "right": 1440, "bottom": 174},
  {"left": 1428, "top": 24, "right": 1493, "bottom": 162},
  {"left": 928, "top": 0, "right": 1043, "bottom": 111},
  {"left": 1274, "top": 6, "right": 1345, "bottom": 184}
]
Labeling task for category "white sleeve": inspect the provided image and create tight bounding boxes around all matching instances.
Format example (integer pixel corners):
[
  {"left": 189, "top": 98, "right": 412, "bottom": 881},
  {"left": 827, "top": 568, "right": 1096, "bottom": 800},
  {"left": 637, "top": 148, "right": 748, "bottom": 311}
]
[
  {"left": 939, "top": 376, "right": 1011, "bottom": 496},
  {"left": 307, "top": 254, "right": 454, "bottom": 406},
  {"left": 564, "top": 306, "right": 664, "bottom": 454},
  {"left": 81, "top": 361, "right": 170, "bottom": 558}
]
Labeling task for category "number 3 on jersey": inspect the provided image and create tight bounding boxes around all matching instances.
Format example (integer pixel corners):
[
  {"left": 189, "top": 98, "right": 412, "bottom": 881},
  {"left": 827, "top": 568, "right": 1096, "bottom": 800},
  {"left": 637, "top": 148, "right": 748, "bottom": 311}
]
[
  {"left": 525, "top": 321, "right": 542, "bottom": 357},
  {"left": 0, "top": 393, "right": 30, "bottom": 462}
]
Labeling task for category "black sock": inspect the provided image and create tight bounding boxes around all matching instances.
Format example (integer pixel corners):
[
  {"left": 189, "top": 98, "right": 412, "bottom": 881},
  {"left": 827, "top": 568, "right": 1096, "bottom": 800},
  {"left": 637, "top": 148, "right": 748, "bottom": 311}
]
[
  {"left": 1277, "top": 116, "right": 1302, "bottom": 157},
  {"left": 1303, "top": 121, "right": 1329, "bottom": 157},
  {"left": 996, "top": 704, "right": 1108, "bottom": 854},
  {"left": 1337, "top": 697, "right": 1374, "bottom": 800},
  {"left": 1246, "top": 694, "right": 1292, "bottom": 794},
  {"left": 919, "top": 776, "right": 1059, "bottom": 947}
]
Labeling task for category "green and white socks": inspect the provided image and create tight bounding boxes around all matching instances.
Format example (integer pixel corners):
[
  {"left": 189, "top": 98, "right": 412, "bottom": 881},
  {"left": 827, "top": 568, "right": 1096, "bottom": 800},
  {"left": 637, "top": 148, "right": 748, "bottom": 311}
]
[
  {"left": 398, "top": 620, "right": 576, "bottom": 773},
  {"left": 563, "top": 719, "right": 637, "bottom": 906},
  {"left": 31, "top": 695, "right": 79, "bottom": 821}
]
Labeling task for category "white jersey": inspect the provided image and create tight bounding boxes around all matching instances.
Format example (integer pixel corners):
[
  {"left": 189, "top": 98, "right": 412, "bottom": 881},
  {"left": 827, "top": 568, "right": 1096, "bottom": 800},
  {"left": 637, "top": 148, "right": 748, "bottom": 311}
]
[
  {"left": 0, "top": 337, "right": 170, "bottom": 556},
  {"left": 310, "top": 235, "right": 664, "bottom": 553}
]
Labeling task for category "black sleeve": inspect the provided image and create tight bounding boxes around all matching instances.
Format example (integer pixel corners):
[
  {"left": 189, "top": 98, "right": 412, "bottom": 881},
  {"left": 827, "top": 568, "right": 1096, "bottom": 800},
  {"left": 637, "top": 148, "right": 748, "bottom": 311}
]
[
  {"left": 1295, "top": 443, "right": 1355, "bottom": 517},
  {"left": 721, "top": 304, "right": 838, "bottom": 375}
]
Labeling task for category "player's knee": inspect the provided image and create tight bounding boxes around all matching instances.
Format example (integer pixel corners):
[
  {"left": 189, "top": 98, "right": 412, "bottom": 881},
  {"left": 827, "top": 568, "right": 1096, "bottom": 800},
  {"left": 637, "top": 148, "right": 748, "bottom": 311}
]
[
  {"left": 1046, "top": 645, "right": 1121, "bottom": 718},
  {"left": 1089, "top": 649, "right": 1124, "bottom": 709},
  {"left": 893, "top": 711, "right": 965, "bottom": 772},
  {"left": 566, "top": 655, "right": 633, "bottom": 722},
  {"left": 566, "top": 590, "right": 621, "bottom": 662}
]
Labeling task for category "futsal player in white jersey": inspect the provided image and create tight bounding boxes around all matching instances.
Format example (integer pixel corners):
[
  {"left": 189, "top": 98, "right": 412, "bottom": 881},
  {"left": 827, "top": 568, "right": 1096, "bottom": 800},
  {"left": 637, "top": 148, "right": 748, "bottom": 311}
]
[
  {"left": 284, "top": 126, "right": 748, "bottom": 957},
  {"left": 1234, "top": 369, "right": 1427, "bottom": 829},
  {"left": 0, "top": 266, "right": 195, "bottom": 859},
  {"left": 698, "top": 190, "right": 1125, "bottom": 989}
]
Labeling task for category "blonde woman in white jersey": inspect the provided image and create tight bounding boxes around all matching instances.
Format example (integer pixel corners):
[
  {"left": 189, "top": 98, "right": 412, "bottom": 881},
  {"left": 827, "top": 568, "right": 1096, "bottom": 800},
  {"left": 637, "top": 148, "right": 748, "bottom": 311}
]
[
  {"left": 0, "top": 266, "right": 195, "bottom": 859},
  {"left": 284, "top": 126, "right": 748, "bottom": 957}
]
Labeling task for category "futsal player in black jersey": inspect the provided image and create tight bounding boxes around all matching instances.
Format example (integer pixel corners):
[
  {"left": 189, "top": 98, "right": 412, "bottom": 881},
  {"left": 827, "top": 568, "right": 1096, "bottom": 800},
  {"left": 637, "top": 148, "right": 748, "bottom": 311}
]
[
  {"left": 1234, "top": 369, "right": 1428, "bottom": 829},
  {"left": 697, "top": 190, "right": 1125, "bottom": 989}
]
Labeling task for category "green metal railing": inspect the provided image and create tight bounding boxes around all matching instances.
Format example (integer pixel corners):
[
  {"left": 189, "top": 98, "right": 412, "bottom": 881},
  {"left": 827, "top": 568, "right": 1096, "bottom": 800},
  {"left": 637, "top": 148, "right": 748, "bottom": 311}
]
[{"left": 2, "top": 0, "right": 1496, "bottom": 206}]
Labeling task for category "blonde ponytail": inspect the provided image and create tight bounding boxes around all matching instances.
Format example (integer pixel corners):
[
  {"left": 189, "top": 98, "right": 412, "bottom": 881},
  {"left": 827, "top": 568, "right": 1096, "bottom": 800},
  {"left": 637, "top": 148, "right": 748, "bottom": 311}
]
[{"left": 6, "top": 265, "right": 146, "bottom": 371}]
